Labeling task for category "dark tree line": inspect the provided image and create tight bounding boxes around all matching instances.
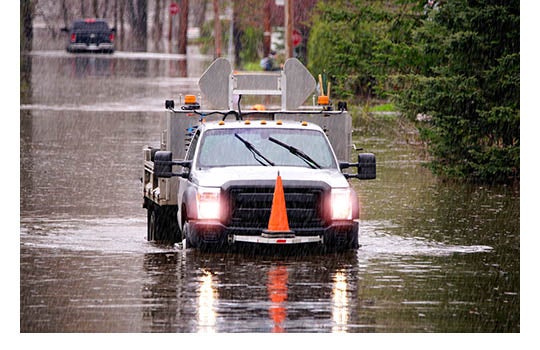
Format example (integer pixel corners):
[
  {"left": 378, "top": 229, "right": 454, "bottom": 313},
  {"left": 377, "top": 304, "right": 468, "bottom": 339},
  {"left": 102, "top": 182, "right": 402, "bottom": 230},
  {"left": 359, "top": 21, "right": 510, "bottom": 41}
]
[{"left": 308, "top": 0, "right": 519, "bottom": 184}]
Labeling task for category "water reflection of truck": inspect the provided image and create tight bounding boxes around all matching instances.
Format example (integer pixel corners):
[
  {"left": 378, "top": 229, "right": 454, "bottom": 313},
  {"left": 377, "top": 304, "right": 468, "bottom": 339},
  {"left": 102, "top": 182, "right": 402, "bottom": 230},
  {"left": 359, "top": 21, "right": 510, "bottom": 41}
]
[
  {"left": 141, "top": 251, "right": 361, "bottom": 332},
  {"left": 142, "top": 58, "right": 376, "bottom": 251}
]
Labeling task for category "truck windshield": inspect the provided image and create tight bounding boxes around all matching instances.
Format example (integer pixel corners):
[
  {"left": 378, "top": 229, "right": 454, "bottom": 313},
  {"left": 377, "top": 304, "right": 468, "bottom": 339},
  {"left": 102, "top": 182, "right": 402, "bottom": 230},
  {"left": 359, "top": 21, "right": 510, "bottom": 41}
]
[{"left": 196, "top": 128, "right": 337, "bottom": 169}]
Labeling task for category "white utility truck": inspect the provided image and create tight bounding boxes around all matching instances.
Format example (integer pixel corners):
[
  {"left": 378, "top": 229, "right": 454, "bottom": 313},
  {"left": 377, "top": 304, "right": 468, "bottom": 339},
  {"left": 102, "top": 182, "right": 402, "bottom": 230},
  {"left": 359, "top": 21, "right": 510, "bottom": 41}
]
[{"left": 142, "top": 58, "right": 376, "bottom": 251}]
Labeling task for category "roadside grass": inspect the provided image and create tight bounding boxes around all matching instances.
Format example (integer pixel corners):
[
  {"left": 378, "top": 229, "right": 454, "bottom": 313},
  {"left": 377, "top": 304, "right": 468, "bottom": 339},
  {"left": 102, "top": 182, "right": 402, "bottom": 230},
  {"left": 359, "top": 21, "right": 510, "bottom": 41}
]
[
  {"left": 348, "top": 102, "right": 424, "bottom": 148},
  {"left": 369, "top": 102, "right": 396, "bottom": 112},
  {"left": 243, "top": 61, "right": 263, "bottom": 71}
]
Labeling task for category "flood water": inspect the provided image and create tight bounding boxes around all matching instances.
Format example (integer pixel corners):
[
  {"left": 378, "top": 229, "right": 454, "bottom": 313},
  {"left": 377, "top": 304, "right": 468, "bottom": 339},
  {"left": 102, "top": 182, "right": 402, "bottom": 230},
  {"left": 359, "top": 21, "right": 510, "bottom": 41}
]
[{"left": 19, "top": 48, "right": 520, "bottom": 333}]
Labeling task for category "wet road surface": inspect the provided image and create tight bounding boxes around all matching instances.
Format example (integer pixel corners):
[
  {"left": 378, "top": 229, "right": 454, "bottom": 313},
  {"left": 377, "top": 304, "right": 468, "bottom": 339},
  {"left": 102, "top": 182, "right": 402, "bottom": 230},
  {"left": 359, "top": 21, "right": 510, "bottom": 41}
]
[{"left": 20, "top": 50, "right": 519, "bottom": 333}]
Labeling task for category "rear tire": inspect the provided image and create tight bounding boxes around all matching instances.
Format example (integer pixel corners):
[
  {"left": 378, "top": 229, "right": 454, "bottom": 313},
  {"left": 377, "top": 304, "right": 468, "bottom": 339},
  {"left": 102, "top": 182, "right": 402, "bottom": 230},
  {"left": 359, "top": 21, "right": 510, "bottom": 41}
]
[
  {"left": 147, "top": 203, "right": 156, "bottom": 241},
  {"left": 146, "top": 203, "right": 181, "bottom": 244}
]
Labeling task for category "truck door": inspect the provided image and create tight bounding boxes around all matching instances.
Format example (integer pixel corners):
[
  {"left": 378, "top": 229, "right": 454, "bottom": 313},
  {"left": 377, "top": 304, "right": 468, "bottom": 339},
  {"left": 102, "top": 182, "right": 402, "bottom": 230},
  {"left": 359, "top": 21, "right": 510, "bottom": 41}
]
[{"left": 178, "top": 129, "right": 200, "bottom": 223}]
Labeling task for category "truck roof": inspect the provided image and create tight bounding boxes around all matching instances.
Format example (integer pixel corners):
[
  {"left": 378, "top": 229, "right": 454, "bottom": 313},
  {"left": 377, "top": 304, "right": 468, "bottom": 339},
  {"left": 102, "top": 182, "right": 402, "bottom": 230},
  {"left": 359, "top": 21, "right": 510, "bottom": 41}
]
[{"left": 200, "top": 119, "right": 324, "bottom": 132}]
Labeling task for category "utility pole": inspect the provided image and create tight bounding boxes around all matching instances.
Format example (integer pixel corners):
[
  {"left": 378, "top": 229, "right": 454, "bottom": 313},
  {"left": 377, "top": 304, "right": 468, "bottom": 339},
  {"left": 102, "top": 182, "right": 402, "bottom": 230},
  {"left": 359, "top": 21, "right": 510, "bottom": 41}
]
[
  {"left": 213, "top": 0, "right": 221, "bottom": 58},
  {"left": 285, "top": 0, "right": 294, "bottom": 58}
]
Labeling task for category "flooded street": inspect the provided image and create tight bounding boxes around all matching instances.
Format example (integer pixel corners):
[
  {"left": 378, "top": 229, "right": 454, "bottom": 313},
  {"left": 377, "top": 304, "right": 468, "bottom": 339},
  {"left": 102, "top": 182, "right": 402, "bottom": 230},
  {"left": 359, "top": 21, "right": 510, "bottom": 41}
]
[{"left": 20, "top": 49, "right": 519, "bottom": 333}]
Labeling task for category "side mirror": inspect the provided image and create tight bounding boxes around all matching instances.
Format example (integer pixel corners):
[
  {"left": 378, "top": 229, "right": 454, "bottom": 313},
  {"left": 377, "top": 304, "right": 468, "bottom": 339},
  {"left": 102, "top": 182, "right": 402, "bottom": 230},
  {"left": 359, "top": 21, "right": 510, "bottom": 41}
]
[
  {"left": 154, "top": 151, "right": 173, "bottom": 178},
  {"left": 357, "top": 153, "right": 376, "bottom": 180},
  {"left": 111, "top": 27, "right": 117, "bottom": 33},
  {"left": 60, "top": 27, "right": 69, "bottom": 32},
  {"left": 154, "top": 151, "right": 192, "bottom": 178},
  {"left": 340, "top": 153, "right": 376, "bottom": 180}
]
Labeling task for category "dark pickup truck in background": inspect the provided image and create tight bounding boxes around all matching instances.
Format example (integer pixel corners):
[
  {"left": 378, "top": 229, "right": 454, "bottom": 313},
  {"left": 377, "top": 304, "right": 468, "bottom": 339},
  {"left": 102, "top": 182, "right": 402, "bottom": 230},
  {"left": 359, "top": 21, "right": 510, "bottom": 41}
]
[{"left": 61, "top": 18, "right": 115, "bottom": 54}]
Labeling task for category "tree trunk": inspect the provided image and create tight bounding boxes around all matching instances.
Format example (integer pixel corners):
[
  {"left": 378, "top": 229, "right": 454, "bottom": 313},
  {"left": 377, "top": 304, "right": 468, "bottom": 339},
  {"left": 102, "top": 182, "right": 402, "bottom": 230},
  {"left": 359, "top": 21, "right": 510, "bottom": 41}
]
[
  {"left": 178, "top": 0, "right": 188, "bottom": 55},
  {"left": 93, "top": 0, "right": 99, "bottom": 17},
  {"left": 233, "top": 1, "right": 242, "bottom": 67},
  {"left": 102, "top": 0, "right": 109, "bottom": 18},
  {"left": 21, "top": 0, "right": 33, "bottom": 52},
  {"left": 21, "top": 0, "right": 34, "bottom": 103},
  {"left": 114, "top": 0, "right": 118, "bottom": 29},
  {"left": 81, "top": 0, "right": 86, "bottom": 18},
  {"left": 153, "top": 0, "right": 163, "bottom": 46},
  {"left": 127, "top": 0, "right": 148, "bottom": 51},
  {"left": 263, "top": 0, "right": 271, "bottom": 57},
  {"left": 285, "top": 0, "right": 294, "bottom": 58},
  {"left": 61, "top": 0, "right": 69, "bottom": 27},
  {"left": 213, "top": 0, "right": 221, "bottom": 58},
  {"left": 120, "top": 0, "right": 125, "bottom": 50},
  {"left": 192, "top": 0, "right": 207, "bottom": 28}
]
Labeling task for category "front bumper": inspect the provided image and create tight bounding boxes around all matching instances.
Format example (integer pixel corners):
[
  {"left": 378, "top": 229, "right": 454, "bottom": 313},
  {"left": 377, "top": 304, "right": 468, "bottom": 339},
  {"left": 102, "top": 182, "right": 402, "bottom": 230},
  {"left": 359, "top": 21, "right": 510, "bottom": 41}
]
[
  {"left": 187, "top": 221, "right": 359, "bottom": 247},
  {"left": 232, "top": 234, "right": 323, "bottom": 244}
]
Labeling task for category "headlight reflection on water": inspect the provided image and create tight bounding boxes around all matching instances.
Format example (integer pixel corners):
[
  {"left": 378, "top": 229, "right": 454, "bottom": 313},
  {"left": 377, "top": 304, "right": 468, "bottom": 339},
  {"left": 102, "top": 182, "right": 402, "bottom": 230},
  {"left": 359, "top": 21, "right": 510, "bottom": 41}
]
[
  {"left": 332, "top": 271, "right": 349, "bottom": 332},
  {"left": 197, "top": 270, "right": 217, "bottom": 333}
]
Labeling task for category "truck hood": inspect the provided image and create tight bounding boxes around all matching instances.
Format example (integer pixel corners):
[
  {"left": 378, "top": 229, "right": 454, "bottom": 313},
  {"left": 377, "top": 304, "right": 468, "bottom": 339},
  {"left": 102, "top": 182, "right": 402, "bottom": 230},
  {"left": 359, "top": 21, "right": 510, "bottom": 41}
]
[{"left": 191, "top": 166, "right": 350, "bottom": 188}]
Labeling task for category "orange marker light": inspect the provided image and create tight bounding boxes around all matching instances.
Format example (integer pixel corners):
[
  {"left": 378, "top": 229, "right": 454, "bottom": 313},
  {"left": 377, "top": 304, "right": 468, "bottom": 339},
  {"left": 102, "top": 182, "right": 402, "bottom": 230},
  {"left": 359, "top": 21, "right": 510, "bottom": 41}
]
[
  {"left": 317, "top": 95, "right": 329, "bottom": 105},
  {"left": 184, "top": 95, "right": 197, "bottom": 104}
]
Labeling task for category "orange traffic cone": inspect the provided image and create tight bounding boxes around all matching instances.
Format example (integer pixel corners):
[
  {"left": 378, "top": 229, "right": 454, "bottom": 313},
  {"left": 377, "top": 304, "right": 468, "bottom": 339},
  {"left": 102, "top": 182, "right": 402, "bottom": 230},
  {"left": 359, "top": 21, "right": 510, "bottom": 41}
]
[{"left": 263, "top": 172, "right": 293, "bottom": 236}]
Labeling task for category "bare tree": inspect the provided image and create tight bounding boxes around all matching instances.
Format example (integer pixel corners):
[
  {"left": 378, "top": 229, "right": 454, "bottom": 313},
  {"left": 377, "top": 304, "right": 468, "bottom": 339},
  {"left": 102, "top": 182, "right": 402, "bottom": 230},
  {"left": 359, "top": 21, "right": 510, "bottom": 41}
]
[
  {"left": 127, "top": 0, "right": 148, "bottom": 51},
  {"left": 192, "top": 0, "right": 207, "bottom": 28},
  {"left": 213, "top": 0, "right": 221, "bottom": 58},
  {"left": 101, "top": 1, "right": 109, "bottom": 18},
  {"left": 21, "top": 0, "right": 34, "bottom": 102},
  {"left": 92, "top": 0, "right": 99, "bottom": 17},
  {"left": 80, "top": 0, "right": 86, "bottom": 17},
  {"left": 263, "top": 0, "right": 271, "bottom": 57},
  {"left": 61, "top": 0, "right": 69, "bottom": 27},
  {"left": 179, "top": 0, "right": 189, "bottom": 55},
  {"left": 21, "top": 0, "right": 34, "bottom": 52},
  {"left": 119, "top": 0, "right": 125, "bottom": 50},
  {"left": 153, "top": 0, "right": 163, "bottom": 46},
  {"left": 114, "top": 0, "right": 118, "bottom": 28}
]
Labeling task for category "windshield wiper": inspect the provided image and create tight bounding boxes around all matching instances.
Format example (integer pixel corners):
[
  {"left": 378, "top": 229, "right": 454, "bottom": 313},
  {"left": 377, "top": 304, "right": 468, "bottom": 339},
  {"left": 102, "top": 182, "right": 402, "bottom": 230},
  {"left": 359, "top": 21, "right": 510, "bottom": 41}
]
[
  {"left": 268, "top": 137, "right": 321, "bottom": 169},
  {"left": 234, "top": 133, "right": 275, "bottom": 166}
]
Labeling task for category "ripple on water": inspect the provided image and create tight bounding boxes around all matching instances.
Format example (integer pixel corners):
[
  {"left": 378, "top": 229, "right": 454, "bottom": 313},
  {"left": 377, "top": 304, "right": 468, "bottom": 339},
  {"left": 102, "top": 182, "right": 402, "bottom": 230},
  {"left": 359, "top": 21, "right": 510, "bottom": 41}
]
[
  {"left": 358, "top": 220, "right": 493, "bottom": 257},
  {"left": 20, "top": 217, "right": 176, "bottom": 255}
]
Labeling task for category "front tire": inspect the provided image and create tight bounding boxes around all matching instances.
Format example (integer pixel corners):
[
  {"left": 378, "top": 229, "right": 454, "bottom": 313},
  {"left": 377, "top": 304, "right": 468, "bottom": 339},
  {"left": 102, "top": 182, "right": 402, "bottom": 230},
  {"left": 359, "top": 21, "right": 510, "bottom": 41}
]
[
  {"left": 182, "top": 221, "right": 195, "bottom": 248},
  {"left": 324, "top": 227, "right": 359, "bottom": 252}
]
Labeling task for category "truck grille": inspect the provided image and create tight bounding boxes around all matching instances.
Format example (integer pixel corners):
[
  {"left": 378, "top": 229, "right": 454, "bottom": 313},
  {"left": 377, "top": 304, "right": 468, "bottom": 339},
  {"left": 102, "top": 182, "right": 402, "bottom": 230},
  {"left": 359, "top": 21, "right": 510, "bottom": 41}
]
[{"left": 227, "top": 186, "right": 325, "bottom": 230}]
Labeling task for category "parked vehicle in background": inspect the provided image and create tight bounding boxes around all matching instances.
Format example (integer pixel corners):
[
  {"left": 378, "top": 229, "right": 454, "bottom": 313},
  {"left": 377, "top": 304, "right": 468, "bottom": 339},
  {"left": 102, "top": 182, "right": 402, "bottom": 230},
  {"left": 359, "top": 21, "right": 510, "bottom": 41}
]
[{"left": 61, "top": 19, "right": 115, "bottom": 54}]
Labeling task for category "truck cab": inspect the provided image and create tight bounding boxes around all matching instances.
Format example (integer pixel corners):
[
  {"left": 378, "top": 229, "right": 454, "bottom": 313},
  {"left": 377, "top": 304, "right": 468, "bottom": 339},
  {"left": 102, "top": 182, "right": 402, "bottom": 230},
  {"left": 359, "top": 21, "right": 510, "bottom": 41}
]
[{"left": 142, "top": 58, "right": 375, "bottom": 251}]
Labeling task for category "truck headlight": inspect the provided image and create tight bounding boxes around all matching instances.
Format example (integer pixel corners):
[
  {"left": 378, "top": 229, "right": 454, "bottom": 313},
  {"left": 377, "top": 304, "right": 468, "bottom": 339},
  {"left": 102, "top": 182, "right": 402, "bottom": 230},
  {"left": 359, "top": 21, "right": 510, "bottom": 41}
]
[
  {"left": 331, "top": 188, "right": 352, "bottom": 220},
  {"left": 196, "top": 187, "right": 221, "bottom": 220}
]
